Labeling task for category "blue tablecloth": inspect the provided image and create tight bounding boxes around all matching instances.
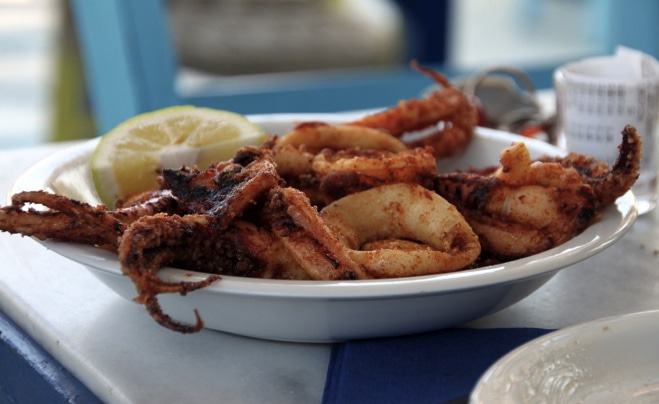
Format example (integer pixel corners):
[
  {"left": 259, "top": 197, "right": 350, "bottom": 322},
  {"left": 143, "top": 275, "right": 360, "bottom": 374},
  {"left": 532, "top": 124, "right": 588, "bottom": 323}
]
[{"left": 323, "top": 327, "right": 552, "bottom": 404}]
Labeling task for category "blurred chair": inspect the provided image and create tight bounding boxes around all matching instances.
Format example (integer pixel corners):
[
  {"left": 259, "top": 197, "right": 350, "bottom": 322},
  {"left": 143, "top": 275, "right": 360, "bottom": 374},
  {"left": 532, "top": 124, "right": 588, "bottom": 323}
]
[
  {"left": 68, "top": 0, "right": 452, "bottom": 136},
  {"left": 599, "top": 0, "right": 659, "bottom": 57}
]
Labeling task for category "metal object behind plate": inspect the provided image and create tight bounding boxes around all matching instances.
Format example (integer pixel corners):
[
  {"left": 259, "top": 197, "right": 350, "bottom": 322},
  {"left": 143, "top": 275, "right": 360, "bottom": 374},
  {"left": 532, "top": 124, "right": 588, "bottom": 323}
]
[{"left": 425, "top": 66, "right": 556, "bottom": 142}]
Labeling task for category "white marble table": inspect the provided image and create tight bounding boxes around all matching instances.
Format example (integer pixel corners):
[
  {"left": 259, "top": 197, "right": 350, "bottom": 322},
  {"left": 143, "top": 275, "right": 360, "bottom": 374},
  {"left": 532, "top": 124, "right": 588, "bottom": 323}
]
[{"left": 1, "top": 141, "right": 658, "bottom": 403}]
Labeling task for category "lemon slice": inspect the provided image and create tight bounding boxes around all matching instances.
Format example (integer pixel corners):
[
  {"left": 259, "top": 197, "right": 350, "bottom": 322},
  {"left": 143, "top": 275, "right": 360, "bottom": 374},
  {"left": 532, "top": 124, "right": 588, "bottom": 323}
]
[{"left": 91, "top": 106, "right": 266, "bottom": 207}]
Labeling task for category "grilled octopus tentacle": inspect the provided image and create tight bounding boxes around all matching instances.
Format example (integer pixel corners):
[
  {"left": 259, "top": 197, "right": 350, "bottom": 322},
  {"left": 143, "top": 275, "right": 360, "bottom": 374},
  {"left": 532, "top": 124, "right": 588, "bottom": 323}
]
[{"left": 539, "top": 125, "right": 642, "bottom": 207}]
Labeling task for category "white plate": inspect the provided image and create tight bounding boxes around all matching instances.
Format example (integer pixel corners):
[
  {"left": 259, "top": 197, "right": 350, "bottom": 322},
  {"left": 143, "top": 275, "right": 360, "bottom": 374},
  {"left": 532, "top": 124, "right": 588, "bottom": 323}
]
[
  {"left": 8, "top": 113, "right": 637, "bottom": 342},
  {"left": 470, "top": 309, "right": 659, "bottom": 403}
]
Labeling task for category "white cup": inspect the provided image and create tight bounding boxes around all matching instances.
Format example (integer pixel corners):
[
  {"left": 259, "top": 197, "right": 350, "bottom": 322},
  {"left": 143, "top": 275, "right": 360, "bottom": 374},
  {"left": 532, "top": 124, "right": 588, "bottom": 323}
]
[{"left": 554, "top": 47, "right": 659, "bottom": 215}]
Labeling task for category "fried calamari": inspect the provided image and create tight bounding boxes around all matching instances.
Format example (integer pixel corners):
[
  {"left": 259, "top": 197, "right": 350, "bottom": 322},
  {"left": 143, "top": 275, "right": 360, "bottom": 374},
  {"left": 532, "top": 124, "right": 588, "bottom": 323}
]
[
  {"left": 346, "top": 61, "right": 479, "bottom": 159},
  {"left": 0, "top": 67, "right": 641, "bottom": 333},
  {"left": 433, "top": 126, "right": 641, "bottom": 261}
]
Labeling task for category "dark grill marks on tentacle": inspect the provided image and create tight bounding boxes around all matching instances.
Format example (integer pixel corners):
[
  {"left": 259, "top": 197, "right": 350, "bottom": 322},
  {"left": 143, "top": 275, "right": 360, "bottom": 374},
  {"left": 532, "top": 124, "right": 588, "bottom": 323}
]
[
  {"left": 4, "top": 190, "right": 127, "bottom": 250},
  {"left": 432, "top": 174, "right": 498, "bottom": 210},
  {"left": 114, "top": 147, "right": 293, "bottom": 333},
  {"left": 160, "top": 148, "right": 284, "bottom": 229},
  {"left": 263, "top": 186, "right": 365, "bottom": 280},
  {"left": 119, "top": 213, "right": 223, "bottom": 332},
  {"left": 585, "top": 125, "right": 642, "bottom": 207},
  {"left": 144, "top": 295, "right": 205, "bottom": 334},
  {"left": 161, "top": 164, "right": 242, "bottom": 213},
  {"left": 537, "top": 126, "right": 642, "bottom": 207},
  {"left": 113, "top": 190, "right": 183, "bottom": 223}
]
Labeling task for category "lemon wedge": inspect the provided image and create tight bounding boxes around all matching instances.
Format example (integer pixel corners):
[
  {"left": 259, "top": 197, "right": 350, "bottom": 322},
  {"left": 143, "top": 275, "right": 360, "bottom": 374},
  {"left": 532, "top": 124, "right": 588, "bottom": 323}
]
[{"left": 91, "top": 106, "right": 266, "bottom": 207}]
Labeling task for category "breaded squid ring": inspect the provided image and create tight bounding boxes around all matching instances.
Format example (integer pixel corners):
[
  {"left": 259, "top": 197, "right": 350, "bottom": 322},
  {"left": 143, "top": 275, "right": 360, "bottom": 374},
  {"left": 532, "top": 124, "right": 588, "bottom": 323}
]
[
  {"left": 276, "top": 121, "right": 408, "bottom": 153},
  {"left": 312, "top": 146, "right": 439, "bottom": 199},
  {"left": 320, "top": 183, "right": 481, "bottom": 278},
  {"left": 271, "top": 122, "right": 409, "bottom": 181}
]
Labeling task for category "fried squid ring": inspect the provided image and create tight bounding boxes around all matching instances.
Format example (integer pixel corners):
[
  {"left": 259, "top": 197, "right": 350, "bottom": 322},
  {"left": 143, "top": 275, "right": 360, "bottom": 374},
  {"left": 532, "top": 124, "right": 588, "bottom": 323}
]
[
  {"left": 276, "top": 121, "right": 408, "bottom": 153},
  {"left": 311, "top": 146, "right": 439, "bottom": 200},
  {"left": 272, "top": 128, "right": 439, "bottom": 206},
  {"left": 438, "top": 179, "right": 598, "bottom": 260},
  {"left": 320, "top": 183, "right": 481, "bottom": 278},
  {"left": 433, "top": 140, "right": 603, "bottom": 260},
  {"left": 271, "top": 122, "right": 408, "bottom": 180}
]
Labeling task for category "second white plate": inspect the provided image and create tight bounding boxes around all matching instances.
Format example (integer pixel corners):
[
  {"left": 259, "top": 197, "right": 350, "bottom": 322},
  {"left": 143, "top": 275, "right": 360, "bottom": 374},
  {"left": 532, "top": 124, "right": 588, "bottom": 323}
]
[{"left": 471, "top": 309, "right": 659, "bottom": 403}]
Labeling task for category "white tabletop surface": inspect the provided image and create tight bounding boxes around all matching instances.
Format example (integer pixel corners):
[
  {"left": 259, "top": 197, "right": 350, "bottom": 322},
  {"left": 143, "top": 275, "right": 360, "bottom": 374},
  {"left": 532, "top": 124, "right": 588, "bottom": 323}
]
[{"left": 1, "top": 141, "right": 658, "bottom": 403}]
